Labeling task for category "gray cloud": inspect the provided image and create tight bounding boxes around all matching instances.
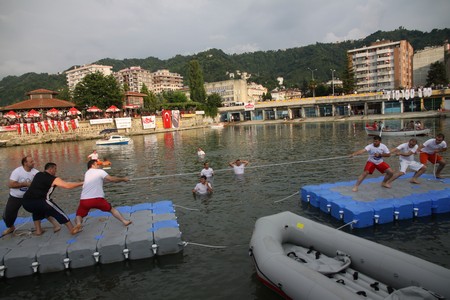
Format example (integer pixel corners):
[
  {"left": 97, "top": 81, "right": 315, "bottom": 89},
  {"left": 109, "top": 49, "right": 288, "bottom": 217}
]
[{"left": 0, "top": 0, "right": 449, "bottom": 79}]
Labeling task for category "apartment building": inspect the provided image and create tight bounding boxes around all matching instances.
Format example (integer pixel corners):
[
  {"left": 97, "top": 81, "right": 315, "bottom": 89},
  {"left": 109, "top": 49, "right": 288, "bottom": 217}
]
[
  {"left": 348, "top": 40, "right": 413, "bottom": 93},
  {"left": 247, "top": 82, "right": 267, "bottom": 102},
  {"left": 151, "top": 69, "right": 183, "bottom": 94},
  {"left": 65, "top": 64, "right": 113, "bottom": 91},
  {"left": 413, "top": 43, "right": 450, "bottom": 87},
  {"left": 115, "top": 66, "right": 153, "bottom": 93},
  {"left": 204, "top": 79, "right": 248, "bottom": 106}
]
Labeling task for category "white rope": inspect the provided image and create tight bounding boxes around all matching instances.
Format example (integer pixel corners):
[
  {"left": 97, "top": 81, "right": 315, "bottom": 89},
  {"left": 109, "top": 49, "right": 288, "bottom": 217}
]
[
  {"left": 274, "top": 191, "right": 299, "bottom": 203},
  {"left": 336, "top": 220, "right": 357, "bottom": 230},
  {"left": 182, "top": 241, "right": 228, "bottom": 249},
  {"left": 173, "top": 204, "right": 200, "bottom": 211},
  {"left": 130, "top": 155, "right": 354, "bottom": 181}
]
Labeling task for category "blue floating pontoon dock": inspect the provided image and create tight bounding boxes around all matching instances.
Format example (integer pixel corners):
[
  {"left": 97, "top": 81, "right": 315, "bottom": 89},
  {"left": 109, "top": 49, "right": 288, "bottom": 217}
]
[
  {"left": 300, "top": 174, "right": 450, "bottom": 228},
  {"left": 0, "top": 200, "right": 183, "bottom": 279}
]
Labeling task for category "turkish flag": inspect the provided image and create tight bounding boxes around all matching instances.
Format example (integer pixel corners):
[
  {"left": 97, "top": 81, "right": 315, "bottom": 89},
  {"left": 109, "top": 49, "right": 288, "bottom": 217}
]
[
  {"left": 162, "top": 110, "right": 172, "bottom": 129},
  {"left": 70, "top": 119, "right": 77, "bottom": 129}
]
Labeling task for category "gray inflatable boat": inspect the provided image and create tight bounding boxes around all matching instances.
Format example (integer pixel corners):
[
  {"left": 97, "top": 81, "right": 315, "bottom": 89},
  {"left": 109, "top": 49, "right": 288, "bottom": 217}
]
[{"left": 249, "top": 211, "right": 450, "bottom": 300}]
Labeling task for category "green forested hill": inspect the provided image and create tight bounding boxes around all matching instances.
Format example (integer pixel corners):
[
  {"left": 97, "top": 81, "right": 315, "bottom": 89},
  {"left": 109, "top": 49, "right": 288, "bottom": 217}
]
[{"left": 1, "top": 27, "right": 449, "bottom": 106}]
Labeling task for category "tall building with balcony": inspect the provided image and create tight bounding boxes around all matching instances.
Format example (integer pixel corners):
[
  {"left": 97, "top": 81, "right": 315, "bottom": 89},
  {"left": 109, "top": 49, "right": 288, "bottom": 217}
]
[
  {"left": 413, "top": 43, "right": 450, "bottom": 87},
  {"left": 348, "top": 40, "right": 413, "bottom": 93},
  {"left": 204, "top": 79, "right": 248, "bottom": 106},
  {"left": 65, "top": 64, "right": 113, "bottom": 91},
  {"left": 247, "top": 82, "right": 267, "bottom": 102},
  {"left": 114, "top": 66, "right": 153, "bottom": 93},
  {"left": 151, "top": 69, "right": 183, "bottom": 94}
]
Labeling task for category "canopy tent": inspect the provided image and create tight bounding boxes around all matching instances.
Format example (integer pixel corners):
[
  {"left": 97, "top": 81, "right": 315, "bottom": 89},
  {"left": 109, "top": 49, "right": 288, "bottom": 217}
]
[
  {"left": 4, "top": 110, "right": 18, "bottom": 118},
  {"left": 105, "top": 105, "right": 120, "bottom": 112},
  {"left": 67, "top": 107, "right": 81, "bottom": 116},
  {"left": 46, "top": 108, "right": 61, "bottom": 117},
  {"left": 25, "top": 109, "right": 40, "bottom": 118},
  {"left": 87, "top": 106, "right": 102, "bottom": 113}
]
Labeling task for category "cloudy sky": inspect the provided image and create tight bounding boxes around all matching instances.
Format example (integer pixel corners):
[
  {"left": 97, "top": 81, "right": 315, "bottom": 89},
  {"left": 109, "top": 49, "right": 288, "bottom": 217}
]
[{"left": 0, "top": 0, "right": 449, "bottom": 80}]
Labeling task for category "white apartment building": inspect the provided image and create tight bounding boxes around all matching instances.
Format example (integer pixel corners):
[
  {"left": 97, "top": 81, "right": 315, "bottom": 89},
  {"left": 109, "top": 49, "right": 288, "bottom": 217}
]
[
  {"left": 114, "top": 66, "right": 153, "bottom": 93},
  {"left": 204, "top": 79, "right": 248, "bottom": 106},
  {"left": 65, "top": 64, "right": 113, "bottom": 91},
  {"left": 247, "top": 82, "right": 267, "bottom": 102},
  {"left": 348, "top": 40, "right": 413, "bottom": 93},
  {"left": 151, "top": 69, "right": 183, "bottom": 94},
  {"left": 413, "top": 43, "right": 450, "bottom": 87}
]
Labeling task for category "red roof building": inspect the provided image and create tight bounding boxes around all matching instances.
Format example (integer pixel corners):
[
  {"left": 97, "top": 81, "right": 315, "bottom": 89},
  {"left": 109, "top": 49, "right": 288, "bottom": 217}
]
[{"left": 2, "top": 89, "right": 76, "bottom": 111}]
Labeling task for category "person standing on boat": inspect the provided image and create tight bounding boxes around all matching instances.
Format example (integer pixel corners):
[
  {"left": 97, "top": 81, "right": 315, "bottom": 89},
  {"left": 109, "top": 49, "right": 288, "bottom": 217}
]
[
  {"left": 88, "top": 150, "right": 99, "bottom": 161},
  {"left": 350, "top": 136, "right": 393, "bottom": 192},
  {"left": 2, "top": 156, "right": 60, "bottom": 236},
  {"left": 418, "top": 134, "right": 447, "bottom": 179},
  {"left": 200, "top": 162, "right": 214, "bottom": 184},
  {"left": 22, "top": 162, "right": 84, "bottom": 236},
  {"left": 229, "top": 159, "right": 249, "bottom": 175},
  {"left": 74, "top": 160, "right": 132, "bottom": 229},
  {"left": 386, "top": 138, "right": 427, "bottom": 185},
  {"left": 192, "top": 175, "right": 213, "bottom": 195}
]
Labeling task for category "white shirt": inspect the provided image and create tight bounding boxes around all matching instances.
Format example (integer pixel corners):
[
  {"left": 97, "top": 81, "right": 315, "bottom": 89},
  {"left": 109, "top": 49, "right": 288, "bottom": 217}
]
[
  {"left": 197, "top": 150, "right": 205, "bottom": 156},
  {"left": 233, "top": 164, "right": 245, "bottom": 175},
  {"left": 200, "top": 167, "right": 214, "bottom": 178},
  {"left": 396, "top": 143, "right": 418, "bottom": 162},
  {"left": 80, "top": 168, "right": 108, "bottom": 199},
  {"left": 365, "top": 143, "right": 390, "bottom": 165},
  {"left": 9, "top": 166, "right": 39, "bottom": 198},
  {"left": 421, "top": 139, "right": 447, "bottom": 154},
  {"left": 88, "top": 152, "right": 99, "bottom": 160},
  {"left": 193, "top": 182, "right": 212, "bottom": 195}
]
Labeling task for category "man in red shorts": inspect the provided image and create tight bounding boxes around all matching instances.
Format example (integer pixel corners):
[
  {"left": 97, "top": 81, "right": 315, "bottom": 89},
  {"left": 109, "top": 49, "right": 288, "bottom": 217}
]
[
  {"left": 74, "top": 160, "right": 132, "bottom": 229},
  {"left": 350, "top": 136, "right": 394, "bottom": 192},
  {"left": 418, "top": 133, "right": 447, "bottom": 179}
]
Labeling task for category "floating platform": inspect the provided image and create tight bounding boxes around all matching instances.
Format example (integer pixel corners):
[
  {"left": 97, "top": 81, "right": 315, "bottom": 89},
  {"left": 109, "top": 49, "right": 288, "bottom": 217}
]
[
  {"left": 0, "top": 200, "right": 183, "bottom": 279},
  {"left": 300, "top": 174, "right": 450, "bottom": 228}
]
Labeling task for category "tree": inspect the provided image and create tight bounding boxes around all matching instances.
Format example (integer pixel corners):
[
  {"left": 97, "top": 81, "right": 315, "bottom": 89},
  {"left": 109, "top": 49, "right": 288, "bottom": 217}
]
[
  {"left": 141, "top": 84, "right": 159, "bottom": 113},
  {"left": 426, "top": 61, "right": 448, "bottom": 87},
  {"left": 188, "top": 60, "right": 207, "bottom": 103},
  {"left": 73, "top": 72, "right": 123, "bottom": 108},
  {"left": 342, "top": 58, "right": 356, "bottom": 94},
  {"left": 204, "top": 93, "right": 222, "bottom": 117}
]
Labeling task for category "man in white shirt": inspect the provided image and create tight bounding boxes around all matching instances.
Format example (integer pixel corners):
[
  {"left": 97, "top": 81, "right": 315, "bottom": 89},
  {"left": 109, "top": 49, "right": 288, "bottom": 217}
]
[
  {"left": 192, "top": 176, "right": 213, "bottom": 195},
  {"left": 87, "top": 150, "right": 99, "bottom": 160},
  {"left": 419, "top": 133, "right": 447, "bottom": 179},
  {"left": 350, "top": 136, "right": 394, "bottom": 192},
  {"left": 387, "top": 138, "right": 427, "bottom": 185},
  {"left": 200, "top": 162, "right": 214, "bottom": 184},
  {"left": 229, "top": 159, "right": 249, "bottom": 175},
  {"left": 74, "top": 160, "right": 131, "bottom": 230}
]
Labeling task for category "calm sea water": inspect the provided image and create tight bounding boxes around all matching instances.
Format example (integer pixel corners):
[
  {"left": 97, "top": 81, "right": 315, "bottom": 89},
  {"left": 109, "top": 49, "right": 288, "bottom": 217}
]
[{"left": 1, "top": 119, "right": 449, "bottom": 299}]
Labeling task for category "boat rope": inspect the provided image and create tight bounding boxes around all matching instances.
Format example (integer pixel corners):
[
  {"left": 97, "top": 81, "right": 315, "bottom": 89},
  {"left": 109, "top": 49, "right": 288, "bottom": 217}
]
[
  {"left": 173, "top": 204, "right": 199, "bottom": 211},
  {"left": 274, "top": 191, "right": 299, "bottom": 203},
  {"left": 181, "top": 241, "right": 228, "bottom": 249},
  {"left": 336, "top": 220, "right": 357, "bottom": 230},
  {"left": 130, "top": 155, "right": 355, "bottom": 181}
]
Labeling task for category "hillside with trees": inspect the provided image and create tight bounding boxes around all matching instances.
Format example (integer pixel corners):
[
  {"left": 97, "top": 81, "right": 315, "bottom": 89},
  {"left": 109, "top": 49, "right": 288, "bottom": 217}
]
[{"left": 0, "top": 27, "right": 449, "bottom": 106}]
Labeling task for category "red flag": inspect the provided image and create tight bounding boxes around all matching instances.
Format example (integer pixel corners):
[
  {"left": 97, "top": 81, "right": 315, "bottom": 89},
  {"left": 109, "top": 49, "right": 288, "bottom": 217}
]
[
  {"left": 162, "top": 110, "right": 172, "bottom": 129},
  {"left": 63, "top": 121, "right": 69, "bottom": 132},
  {"left": 70, "top": 119, "right": 77, "bottom": 129}
]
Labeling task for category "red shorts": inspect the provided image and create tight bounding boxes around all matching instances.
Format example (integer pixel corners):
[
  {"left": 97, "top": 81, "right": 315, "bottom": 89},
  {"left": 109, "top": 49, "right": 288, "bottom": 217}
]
[
  {"left": 364, "top": 161, "right": 390, "bottom": 174},
  {"left": 420, "top": 152, "right": 441, "bottom": 164},
  {"left": 76, "top": 197, "right": 112, "bottom": 217}
]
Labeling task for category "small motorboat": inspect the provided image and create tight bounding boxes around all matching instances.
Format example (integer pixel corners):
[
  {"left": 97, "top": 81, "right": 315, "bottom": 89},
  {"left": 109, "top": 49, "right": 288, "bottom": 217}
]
[
  {"left": 210, "top": 123, "right": 225, "bottom": 129},
  {"left": 249, "top": 211, "right": 449, "bottom": 300},
  {"left": 96, "top": 135, "right": 131, "bottom": 146},
  {"left": 365, "top": 126, "right": 430, "bottom": 137}
]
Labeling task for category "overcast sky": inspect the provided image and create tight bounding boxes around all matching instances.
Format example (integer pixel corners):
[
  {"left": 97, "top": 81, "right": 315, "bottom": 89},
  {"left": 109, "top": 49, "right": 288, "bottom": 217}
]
[{"left": 0, "top": 0, "right": 449, "bottom": 80}]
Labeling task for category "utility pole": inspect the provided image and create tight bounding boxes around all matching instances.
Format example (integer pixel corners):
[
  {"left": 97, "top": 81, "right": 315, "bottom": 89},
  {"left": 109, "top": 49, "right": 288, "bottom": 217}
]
[
  {"left": 307, "top": 67, "right": 317, "bottom": 98},
  {"left": 330, "top": 69, "right": 335, "bottom": 96}
]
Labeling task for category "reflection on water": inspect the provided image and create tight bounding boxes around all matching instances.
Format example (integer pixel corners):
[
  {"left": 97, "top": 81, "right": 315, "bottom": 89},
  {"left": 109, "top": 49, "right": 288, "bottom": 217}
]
[{"left": 0, "top": 118, "right": 449, "bottom": 299}]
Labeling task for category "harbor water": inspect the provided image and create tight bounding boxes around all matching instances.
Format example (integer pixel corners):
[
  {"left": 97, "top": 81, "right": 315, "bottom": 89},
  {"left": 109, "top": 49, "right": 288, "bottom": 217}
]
[{"left": 1, "top": 118, "right": 449, "bottom": 299}]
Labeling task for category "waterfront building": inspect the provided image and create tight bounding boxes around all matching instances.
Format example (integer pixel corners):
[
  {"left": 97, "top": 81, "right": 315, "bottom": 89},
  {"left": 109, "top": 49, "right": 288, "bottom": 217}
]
[
  {"left": 123, "top": 91, "right": 146, "bottom": 109},
  {"left": 115, "top": 66, "right": 153, "bottom": 93},
  {"left": 348, "top": 40, "right": 413, "bottom": 93},
  {"left": 2, "top": 89, "right": 75, "bottom": 111},
  {"left": 204, "top": 79, "right": 249, "bottom": 106},
  {"left": 413, "top": 43, "right": 450, "bottom": 87},
  {"left": 151, "top": 69, "right": 183, "bottom": 94},
  {"left": 65, "top": 64, "right": 113, "bottom": 91}
]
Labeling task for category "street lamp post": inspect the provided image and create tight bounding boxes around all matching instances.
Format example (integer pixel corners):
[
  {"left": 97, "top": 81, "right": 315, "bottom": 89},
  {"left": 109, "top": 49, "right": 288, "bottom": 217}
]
[
  {"left": 307, "top": 67, "right": 317, "bottom": 97},
  {"left": 330, "top": 69, "right": 335, "bottom": 96}
]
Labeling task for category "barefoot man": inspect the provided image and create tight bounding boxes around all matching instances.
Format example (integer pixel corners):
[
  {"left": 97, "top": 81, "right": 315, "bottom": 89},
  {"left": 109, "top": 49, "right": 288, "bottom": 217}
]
[
  {"left": 74, "top": 160, "right": 132, "bottom": 229},
  {"left": 387, "top": 138, "right": 427, "bottom": 185},
  {"left": 418, "top": 133, "right": 447, "bottom": 179},
  {"left": 350, "top": 136, "right": 393, "bottom": 192}
]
